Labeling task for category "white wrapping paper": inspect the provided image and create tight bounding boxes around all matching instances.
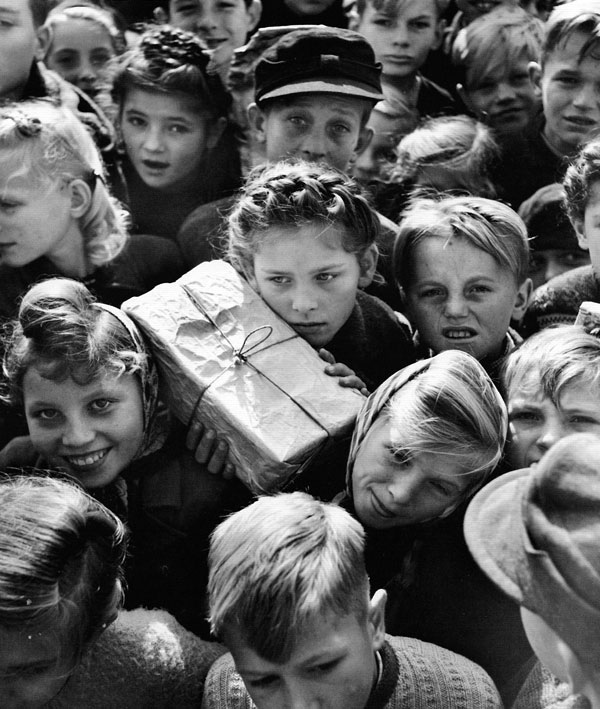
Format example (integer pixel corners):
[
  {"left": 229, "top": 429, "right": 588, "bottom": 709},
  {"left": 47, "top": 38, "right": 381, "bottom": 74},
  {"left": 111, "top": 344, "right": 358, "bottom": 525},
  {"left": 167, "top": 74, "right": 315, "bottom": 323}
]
[{"left": 123, "top": 260, "right": 364, "bottom": 493}]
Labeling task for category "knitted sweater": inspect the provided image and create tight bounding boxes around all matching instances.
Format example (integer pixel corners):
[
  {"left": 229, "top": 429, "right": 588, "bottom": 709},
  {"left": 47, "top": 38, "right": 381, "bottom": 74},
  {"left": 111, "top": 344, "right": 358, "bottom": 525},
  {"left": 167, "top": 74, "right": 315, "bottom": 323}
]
[
  {"left": 511, "top": 662, "right": 590, "bottom": 709},
  {"left": 521, "top": 265, "right": 600, "bottom": 336},
  {"left": 201, "top": 635, "right": 503, "bottom": 709},
  {"left": 49, "top": 608, "right": 226, "bottom": 708}
]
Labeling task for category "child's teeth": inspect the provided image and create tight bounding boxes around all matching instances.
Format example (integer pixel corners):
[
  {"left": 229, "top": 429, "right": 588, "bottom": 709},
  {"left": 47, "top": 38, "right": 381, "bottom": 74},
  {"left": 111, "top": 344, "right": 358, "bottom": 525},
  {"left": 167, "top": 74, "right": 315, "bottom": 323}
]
[
  {"left": 447, "top": 330, "right": 472, "bottom": 338},
  {"left": 69, "top": 450, "right": 107, "bottom": 466}
]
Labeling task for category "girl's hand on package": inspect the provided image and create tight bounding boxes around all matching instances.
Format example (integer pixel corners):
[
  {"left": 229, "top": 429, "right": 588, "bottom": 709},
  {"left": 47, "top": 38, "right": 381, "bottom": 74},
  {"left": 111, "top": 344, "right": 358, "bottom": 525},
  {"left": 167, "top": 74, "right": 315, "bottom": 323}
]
[
  {"left": 319, "top": 349, "right": 369, "bottom": 397},
  {"left": 185, "top": 420, "right": 236, "bottom": 479}
]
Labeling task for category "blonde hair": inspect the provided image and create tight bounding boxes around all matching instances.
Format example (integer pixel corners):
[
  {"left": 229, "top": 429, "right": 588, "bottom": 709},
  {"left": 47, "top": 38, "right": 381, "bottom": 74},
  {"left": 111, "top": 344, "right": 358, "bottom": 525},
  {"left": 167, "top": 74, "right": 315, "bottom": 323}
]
[
  {"left": 42, "top": 4, "right": 126, "bottom": 58},
  {"left": 503, "top": 326, "right": 600, "bottom": 402},
  {"left": 0, "top": 100, "right": 128, "bottom": 267},
  {"left": 208, "top": 492, "right": 369, "bottom": 660},
  {"left": 391, "top": 115, "right": 499, "bottom": 197},
  {"left": 394, "top": 195, "right": 530, "bottom": 287}
]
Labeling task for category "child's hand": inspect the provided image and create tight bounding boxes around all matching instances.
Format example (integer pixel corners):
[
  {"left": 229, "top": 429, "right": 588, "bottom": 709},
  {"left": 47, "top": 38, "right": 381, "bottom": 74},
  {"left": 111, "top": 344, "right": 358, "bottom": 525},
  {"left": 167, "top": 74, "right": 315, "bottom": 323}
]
[
  {"left": 319, "top": 349, "right": 369, "bottom": 397},
  {"left": 186, "top": 420, "right": 236, "bottom": 479}
]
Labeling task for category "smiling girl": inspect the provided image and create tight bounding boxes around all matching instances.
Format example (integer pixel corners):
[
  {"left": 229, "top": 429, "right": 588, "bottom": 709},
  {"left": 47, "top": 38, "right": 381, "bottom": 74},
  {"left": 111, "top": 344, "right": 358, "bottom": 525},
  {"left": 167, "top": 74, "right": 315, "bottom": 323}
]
[
  {"left": 112, "top": 25, "right": 241, "bottom": 239},
  {"left": 1, "top": 277, "right": 251, "bottom": 632}
]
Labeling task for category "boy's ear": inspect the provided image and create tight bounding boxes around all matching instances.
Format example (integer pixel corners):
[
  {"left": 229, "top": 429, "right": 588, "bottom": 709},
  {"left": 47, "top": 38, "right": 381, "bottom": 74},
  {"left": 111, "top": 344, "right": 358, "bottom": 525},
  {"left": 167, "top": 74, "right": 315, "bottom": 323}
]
[
  {"left": 246, "top": 0, "right": 262, "bottom": 33},
  {"left": 355, "top": 125, "right": 374, "bottom": 158},
  {"left": 512, "top": 277, "right": 533, "bottom": 321},
  {"left": 358, "top": 243, "right": 378, "bottom": 288},
  {"left": 35, "top": 26, "right": 51, "bottom": 61},
  {"left": 432, "top": 18, "right": 446, "bottom": 52},
  {"left": 207, "top": 116, "right": 228, "bottom": 150},
  {"left": 68, "top": 179, "right": 93, "bottom": 218},
  {"left": 153, "top": 6, "right": 169, "bottom": 23},
  {"left": 248, "top": 103, "right": 267, "bottom": 144},
  {"left": 368, "top": 589, "right": 387, "bottom": 651},
  {"left": 528, "top": 61, "right": 543, "bottom": 96},
  {"left": 573, "top": 218, "right": 589, "bottom": 250}
]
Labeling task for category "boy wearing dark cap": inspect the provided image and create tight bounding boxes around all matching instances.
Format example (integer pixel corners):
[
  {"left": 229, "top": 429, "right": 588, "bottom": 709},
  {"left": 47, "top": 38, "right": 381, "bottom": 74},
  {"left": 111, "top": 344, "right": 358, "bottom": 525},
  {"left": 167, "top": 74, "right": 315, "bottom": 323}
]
[
  {"left": 465, "top": 432, "right": 600, "bottom": 709},
  {"left": 178, "top": 26, "right": 403, "bottom": 308},
  {"left": 247, "top": 26, "right": 383, "bottom": 172}
]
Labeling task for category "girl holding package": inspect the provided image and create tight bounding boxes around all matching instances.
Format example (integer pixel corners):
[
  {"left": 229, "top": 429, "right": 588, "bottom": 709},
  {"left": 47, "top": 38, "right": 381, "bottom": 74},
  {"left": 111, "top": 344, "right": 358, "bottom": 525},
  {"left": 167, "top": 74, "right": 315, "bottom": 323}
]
[
  {"left": 226, "top": 160, "right": 416, "bottom": 392},
  {"left": 111, "top": 25, "right": 241, "bottom": 240},
  {"left": 313, "top": 350, "right": 533, "bottom": 704},
  {"left": 0, "top": 99, "right": 183, "bottom": 324},
  {"left": 0, "top": 278, "right": 251, "bottom": 634},
  {"left": 0, "top": 474, "right": 225, "bottom": 707}
]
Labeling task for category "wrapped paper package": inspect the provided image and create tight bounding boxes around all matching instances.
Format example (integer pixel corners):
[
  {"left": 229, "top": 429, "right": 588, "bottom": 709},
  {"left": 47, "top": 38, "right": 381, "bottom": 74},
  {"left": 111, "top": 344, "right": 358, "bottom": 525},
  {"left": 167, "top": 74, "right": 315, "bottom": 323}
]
[{"left": 123, "top": 260, "right": 364, "bottom": 493}]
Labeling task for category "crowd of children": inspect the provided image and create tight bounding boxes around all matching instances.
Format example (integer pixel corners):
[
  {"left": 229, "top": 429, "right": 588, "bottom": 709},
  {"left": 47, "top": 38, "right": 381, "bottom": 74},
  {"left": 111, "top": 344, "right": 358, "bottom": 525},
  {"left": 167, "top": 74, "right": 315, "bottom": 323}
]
[{"left": 3, "top": 0, "right": 600, "bottom": 706}]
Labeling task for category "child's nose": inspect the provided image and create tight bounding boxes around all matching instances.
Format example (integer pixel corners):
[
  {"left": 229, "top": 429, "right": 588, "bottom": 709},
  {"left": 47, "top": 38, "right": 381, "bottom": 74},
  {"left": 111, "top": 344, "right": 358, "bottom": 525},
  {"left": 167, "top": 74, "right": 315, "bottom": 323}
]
[
  {"left": 387, "top": 471, "right": 420, "bottom": 507},
  {"left": 353, "top": 149, "right": 377, "bottom": 181},
  {"left": 443, "top": 293, "right": 468, "bottom": 318},
  {"left": 291, "top": 285, "right": 318, "bottom": 313},
  {"left": 194, "top": 9, "right": 218, "bottom": 31},
  {"left": 299, "top": 131, "right": 328, "bottom": 162},
  {"left": 392, "top": 21, "right": 409, "bottom": 45},
  {"left": 572, "top": 82, "right": 598, "bottom": 110},
  {"left": 61, "top": 417, "right": 96, "bottom": 447},
  {"left": 143, "top": 126, "right": 165, "bottom": 152},
  {"left": 496, "top": 81, "right": 517, "bottom": 102},
  {"left": 536, "top": 418, "right": 565, "bottom": 455}
]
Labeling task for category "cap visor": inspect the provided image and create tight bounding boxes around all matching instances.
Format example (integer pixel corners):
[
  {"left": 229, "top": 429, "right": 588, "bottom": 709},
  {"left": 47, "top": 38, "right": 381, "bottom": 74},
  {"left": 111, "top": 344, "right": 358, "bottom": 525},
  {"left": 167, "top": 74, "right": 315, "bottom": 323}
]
[
  {"left": 464, "top": 468, "right": 532, "bottom": 605},
  {"left": 260, "top": 78, "right": 384, "bottom": 103}
]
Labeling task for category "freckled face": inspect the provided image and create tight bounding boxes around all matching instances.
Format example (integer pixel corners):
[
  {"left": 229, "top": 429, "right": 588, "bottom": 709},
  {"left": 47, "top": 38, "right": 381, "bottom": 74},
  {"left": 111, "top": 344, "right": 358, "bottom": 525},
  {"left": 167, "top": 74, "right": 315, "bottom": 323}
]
[{"left": 351, "top": 413, "right": 473, "bottom": 529}]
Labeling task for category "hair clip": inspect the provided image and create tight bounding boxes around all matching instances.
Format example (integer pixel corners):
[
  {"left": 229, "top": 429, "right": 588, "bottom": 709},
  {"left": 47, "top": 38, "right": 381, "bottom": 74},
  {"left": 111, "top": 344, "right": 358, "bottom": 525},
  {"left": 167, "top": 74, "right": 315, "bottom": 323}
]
[{"left": 2, "top": 112, "right": 42, "bottom": 138}]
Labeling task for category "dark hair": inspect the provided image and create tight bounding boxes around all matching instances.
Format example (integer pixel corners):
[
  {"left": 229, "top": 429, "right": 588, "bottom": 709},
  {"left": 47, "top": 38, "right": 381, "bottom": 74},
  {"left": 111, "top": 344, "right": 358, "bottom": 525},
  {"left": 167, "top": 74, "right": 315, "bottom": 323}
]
[
  {"left": 2, "top": 278, "right": 147, "bottom": 409},
  {"left": 29, "top": 0, "right": 50, "bottom": 27},
  {"left": 112, "top": 25, "right": 231, "bottom": 118},
  {"left": 542, "top": 0, "right": 600, "bottom": 64},
  {"left": 0, "top": 475, "right": 126, "bottom": 660},
  {"left": 564, "top": 136, "right": 600, "bottom": 225}
]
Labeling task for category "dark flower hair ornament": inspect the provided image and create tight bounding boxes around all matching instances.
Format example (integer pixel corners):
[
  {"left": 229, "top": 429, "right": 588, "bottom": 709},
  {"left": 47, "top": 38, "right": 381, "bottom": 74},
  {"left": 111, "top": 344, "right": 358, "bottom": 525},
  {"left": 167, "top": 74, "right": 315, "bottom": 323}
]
[{"left": 140, "top": 26, "right": 210, "bottom": 78}]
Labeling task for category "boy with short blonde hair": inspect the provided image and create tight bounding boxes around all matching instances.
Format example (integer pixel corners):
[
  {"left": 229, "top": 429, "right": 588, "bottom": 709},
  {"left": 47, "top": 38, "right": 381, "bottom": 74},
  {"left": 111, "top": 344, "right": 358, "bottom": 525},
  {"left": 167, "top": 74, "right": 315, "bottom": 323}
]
[{"left": 204, "top": 492, "right": 503, "bottom": 709}]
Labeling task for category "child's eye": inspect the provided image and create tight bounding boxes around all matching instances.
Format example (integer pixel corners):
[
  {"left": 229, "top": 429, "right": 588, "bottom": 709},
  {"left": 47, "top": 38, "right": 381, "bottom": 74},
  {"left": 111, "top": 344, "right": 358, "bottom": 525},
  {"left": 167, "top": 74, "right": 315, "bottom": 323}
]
[
  {"left": 509, "top": 410, "right": 540, "bottom": 423},
  {"left": 469, "top": 284, "right": 491, "bottom": 294},
  {"left": 315, "top": 273, "right": 336, "bottom": 282},
  {"left": 168, "top": 124, "right": 189, "bottom": 134},
  {"left": 287, "top": 115, "right": 308, "bottom": 128},
  {"left": 569, "top": 415, "right": 599, "bottom": 426},
  {"left": 126, "top": 116, "right": 146, "bottom": 128},
  {"left": 429, "top": 480, "right": 452, "bottom": 496},
  {"left": 174, "top": 3, "right": 198, "bottom": 14},
  {"left": 559, "top": 252, "right": 589, "bottom": 266},
  {"left": 33, "top": 409, "right": 60, "bottom": 422},
  {"left": 90, "top": 398, "right": 113, "bottom": 413},
  {"left": 247, "top": 676, "right": 278, "bottom": 689},
  {"left": 309, "top": 659, "right": 340, "bottom": 674},
  {"left": 409, "top": 20, "right": 432, "bottom": 30},
  {"left": 90, "top": 51, "right": 112, "bottom": 67},
  {"left": 389, "top": 447, "right": 411, "bottom": 467},
  {"left": 418, "top": 287, "right": 444, "bottom": 298},
  {"left": 331, "top": 123, "right": 351, "bottom": 136},
  {"left": 373, "top": 16, "right": 393, "bottom": 27},
  {"left": 268, "top": 276, "right": 290, "bottom": 285}
]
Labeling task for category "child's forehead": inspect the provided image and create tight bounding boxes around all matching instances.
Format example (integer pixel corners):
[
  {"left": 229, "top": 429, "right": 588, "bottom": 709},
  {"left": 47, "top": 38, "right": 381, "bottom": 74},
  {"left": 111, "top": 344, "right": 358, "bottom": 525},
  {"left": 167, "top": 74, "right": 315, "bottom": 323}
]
[
  {"left": 269, "top": 93, "right": 368, "bottom": 121},
  {"left": 367, "top": 0, "right": 438, "bottom": 18},
  {"left": 0, "top": 0, "right": 34, "bottom": 23}
]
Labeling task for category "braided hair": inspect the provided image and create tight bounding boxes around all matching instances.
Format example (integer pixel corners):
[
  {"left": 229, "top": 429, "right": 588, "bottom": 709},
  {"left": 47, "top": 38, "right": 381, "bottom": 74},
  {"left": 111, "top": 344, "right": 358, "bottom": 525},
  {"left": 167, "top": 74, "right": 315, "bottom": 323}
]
[
  {"left": 112, "top": 25, "right": 231, "bottom": 118},
  {"left": 227, "top": 160, "right": 380, "bottom": 277}
]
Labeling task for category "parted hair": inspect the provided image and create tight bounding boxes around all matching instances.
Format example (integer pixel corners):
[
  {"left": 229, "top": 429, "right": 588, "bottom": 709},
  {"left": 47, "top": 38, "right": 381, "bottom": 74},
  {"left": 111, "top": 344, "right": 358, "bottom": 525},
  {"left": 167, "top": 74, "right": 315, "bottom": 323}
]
[
  {"left": 2, "top": 278, "right": 146, "bottom": 409},
  {"left": 0, "top": 100, "right": 128, "bottom": 267},
  {"left": 387, "top": 351, "right": 507, "bottom": 488},
  {"left": 208, "top": 492, "right": 370, "bottom": 661},
  {"left": 542, "top": 0, "right": 600, "bottom": 65},
  {"left": 390, "top": 115, "right": 499, "bottom": 197},
  {"left": 0, "top": 475, "right": 126, "bottom": 661},
  {"left": 227, "top": 160, "right": 380, "bottom": 278},
  {"left": 563, "top": 136, "right": 600, "bottom": 225},
  {"left": 112, "top": 25, "right": 231, "bottom": 118},
  {"left": 503, "top": 325, "right": 600, "bottom": 402},
  {"left": 394, "top": 195, "right": 530, "bottom": 288}
]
